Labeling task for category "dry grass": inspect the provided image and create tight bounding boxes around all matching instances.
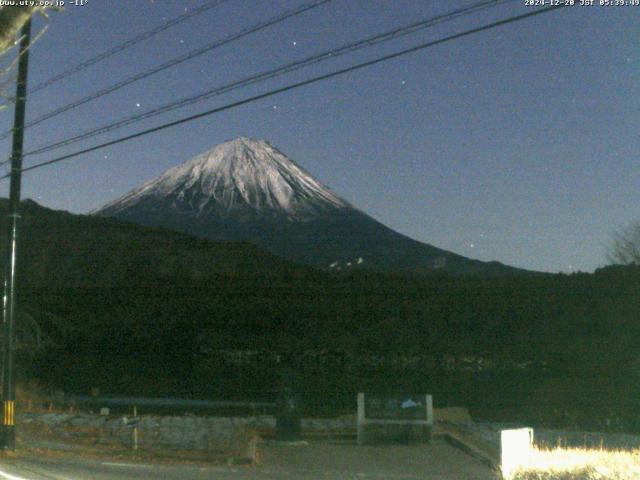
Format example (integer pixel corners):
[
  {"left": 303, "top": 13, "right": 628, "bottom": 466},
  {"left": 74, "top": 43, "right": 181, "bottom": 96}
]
[{"left": 510, "top": 447, "right": 640, "bottom": 480}]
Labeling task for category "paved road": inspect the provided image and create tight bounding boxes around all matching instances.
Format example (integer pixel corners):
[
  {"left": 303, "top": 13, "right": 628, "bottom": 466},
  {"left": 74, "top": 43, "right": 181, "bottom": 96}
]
[{"left": 0, "top": 439, "right": 498, "bottom": 479}]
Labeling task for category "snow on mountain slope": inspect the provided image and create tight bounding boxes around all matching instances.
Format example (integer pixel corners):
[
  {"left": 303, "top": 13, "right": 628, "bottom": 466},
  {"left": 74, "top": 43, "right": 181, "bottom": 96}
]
[
  {"left": 95, "top": 137, "right": 528, "bottom": 276},
  {"left": 98, "top": 137, "right": 349, "bottom": 221}
]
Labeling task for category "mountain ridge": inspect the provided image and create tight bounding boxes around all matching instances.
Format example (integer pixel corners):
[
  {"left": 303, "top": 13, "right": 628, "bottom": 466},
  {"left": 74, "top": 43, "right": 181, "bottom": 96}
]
[{"left": 95, "top": 137, "right": 532, "bottom": 276}]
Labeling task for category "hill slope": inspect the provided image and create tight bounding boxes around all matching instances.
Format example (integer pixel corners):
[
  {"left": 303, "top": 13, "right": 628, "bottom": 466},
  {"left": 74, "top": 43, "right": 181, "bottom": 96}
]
[{"left": 0, "top": 198, "right": 303, "bottom": 289}]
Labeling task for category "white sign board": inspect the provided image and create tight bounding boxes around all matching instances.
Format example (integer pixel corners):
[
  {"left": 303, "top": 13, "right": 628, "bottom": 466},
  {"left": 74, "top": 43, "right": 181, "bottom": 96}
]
[{"left": 501, "top": 427, "right": 534, "bottom": 479}]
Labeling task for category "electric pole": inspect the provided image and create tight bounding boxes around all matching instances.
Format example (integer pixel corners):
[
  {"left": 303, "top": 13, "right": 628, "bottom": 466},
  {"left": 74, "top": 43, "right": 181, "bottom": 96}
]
[{"left": 1, "top": 18, "right": 31, "bottom": 451}]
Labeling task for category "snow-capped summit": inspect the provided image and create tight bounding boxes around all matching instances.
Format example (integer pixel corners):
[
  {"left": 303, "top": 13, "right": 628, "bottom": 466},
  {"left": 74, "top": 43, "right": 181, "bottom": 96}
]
[
  {"left": 98, "top": 137, "right": 349, "bottom": 221},
  {"left": 96, "top": 137, "right": 525, "bottom": 276}
]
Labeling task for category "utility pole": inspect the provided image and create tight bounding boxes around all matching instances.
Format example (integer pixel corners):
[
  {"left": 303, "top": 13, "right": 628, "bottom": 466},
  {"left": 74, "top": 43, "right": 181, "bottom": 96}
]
[{"left": 1, "top": 18, "right": 31, "bottom": 451}]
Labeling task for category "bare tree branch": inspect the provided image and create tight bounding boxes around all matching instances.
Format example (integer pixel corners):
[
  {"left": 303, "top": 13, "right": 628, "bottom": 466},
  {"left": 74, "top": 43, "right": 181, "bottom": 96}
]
[
  {"left": 608, "top": 223, "right": 640, "bottom": 265},
  {"left": 0, "top": 7, "right": 52, "bottom": 111},
  {"left": 0, "top": 22, "right": 47, "bottom": 78},
  {"left": 0, "top": 6, "right": 40, "bottom": 58}
]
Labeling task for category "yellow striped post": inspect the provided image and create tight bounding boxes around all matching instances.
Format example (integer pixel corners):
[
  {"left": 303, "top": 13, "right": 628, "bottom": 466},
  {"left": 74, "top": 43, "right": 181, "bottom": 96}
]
[{"left": 3, "top": 401, "right": 14, "bottom": 426}]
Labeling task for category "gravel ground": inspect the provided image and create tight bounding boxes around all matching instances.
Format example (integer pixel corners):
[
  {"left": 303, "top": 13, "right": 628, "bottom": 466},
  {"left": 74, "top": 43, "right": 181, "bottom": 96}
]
[{"left": 259, "top": 438, "right": 498, "bottom": 479}]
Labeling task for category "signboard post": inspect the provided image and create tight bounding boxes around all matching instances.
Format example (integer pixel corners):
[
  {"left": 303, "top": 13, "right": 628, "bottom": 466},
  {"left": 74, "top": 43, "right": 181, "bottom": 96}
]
[{"left": 357, "top": 393, "right": 433, "bottom": 445}]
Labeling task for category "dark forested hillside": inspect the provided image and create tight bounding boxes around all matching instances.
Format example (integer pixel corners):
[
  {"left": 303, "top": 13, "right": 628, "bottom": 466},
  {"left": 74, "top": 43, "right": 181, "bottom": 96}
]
[{"left": 1, "top": 200, "right": 639, "bottom": 428}]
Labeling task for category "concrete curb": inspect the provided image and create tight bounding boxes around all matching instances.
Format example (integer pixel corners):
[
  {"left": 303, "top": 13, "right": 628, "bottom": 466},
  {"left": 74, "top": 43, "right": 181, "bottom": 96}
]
[{"left": 436, "top": 429, "right": 499, "bottom": 470}]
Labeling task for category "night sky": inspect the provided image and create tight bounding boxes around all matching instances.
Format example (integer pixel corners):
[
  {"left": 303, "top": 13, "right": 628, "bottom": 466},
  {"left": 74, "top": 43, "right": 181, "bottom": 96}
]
[{"left": 0, "top": 0, "right": 637, "bottom": 273}]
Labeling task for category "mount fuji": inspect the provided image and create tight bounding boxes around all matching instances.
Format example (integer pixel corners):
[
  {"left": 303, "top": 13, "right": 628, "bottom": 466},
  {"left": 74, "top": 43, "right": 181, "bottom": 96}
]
[{"left": 95, "top": 137, "right": 523, "bottom": 276}]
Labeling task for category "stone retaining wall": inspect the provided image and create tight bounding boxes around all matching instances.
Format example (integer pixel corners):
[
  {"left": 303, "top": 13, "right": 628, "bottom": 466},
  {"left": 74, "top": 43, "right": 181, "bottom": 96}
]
[
  {"left": 18, "top": 413, "right": 356, "bottom": 451},
  {"left": 19, "top": 412, "right": 272, "bottom": 451}
]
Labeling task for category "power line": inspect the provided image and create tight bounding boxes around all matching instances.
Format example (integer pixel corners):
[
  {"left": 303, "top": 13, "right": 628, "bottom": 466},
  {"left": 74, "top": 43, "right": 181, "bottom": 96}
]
[
  {"left": 1, "top": 5, "right": 567, "bottom": 181},
  {"left": 21, "top": 0, "right": 234, "bottom": 96},
  {"left": 11, "top": 4, "right": 566, "bottom": 177},
  {"left": 24, "top": 0, "right": 514, "bottom": 159},
  {"left": 0, "top": 0, "right": 332, "bottom": 141}
]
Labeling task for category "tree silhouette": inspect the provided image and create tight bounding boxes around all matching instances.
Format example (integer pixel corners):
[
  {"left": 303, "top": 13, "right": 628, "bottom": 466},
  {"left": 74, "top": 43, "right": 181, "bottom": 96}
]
[{"left": 608, "top": 223, "right": 640, "bottom": 265}]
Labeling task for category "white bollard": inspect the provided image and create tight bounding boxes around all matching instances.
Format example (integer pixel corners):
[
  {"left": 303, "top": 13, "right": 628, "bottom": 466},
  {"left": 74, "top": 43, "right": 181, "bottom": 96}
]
[
  {"left": 426, "top": 395, "right": 433, "bottom": 424},
  {"left": 501, "top": 427, "right": 533, "bottom": 479}
]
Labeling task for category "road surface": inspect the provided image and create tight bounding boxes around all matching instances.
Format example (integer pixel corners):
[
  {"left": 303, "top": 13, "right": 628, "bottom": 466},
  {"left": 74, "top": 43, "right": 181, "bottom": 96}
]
[{"left": 0, "top": 439, "right": 498, "bottom": 479}]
